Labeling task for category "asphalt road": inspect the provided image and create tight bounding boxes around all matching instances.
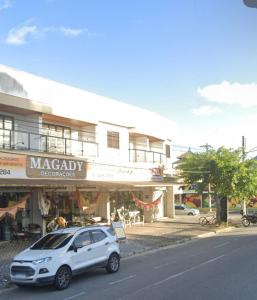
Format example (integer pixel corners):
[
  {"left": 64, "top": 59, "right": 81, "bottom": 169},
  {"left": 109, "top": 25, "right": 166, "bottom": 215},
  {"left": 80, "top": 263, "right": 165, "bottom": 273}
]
[{"left": 1, "top": 226, "right": 257, "bottom": 300}]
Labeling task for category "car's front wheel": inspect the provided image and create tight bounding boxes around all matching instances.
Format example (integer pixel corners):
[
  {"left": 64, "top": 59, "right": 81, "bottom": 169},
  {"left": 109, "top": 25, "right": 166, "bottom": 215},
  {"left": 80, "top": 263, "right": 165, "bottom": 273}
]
[
  {"left": 188, "top": 212, "right": 193, "bottom": 216},
  {"left": 106, "top": 253, "right": 120, "bottom": 273},
  {"left": 54, "top": 266, "right": 72, "bottom": 290}
]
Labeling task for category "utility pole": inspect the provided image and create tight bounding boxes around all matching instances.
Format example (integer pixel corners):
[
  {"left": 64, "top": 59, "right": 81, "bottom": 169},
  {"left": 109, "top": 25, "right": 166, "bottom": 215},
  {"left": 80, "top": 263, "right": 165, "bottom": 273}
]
[
  {"left": 242, "top": 135, "right": 247, "bottom": 215},
  {"left": 200, "top": 143, "right": 212, "bottom": 211},
  {"left": 242, "top": 136, "right": 246, "bottom": 161},
  {"left": 208, "top": 182, "right": 212, "bottom": 213}
]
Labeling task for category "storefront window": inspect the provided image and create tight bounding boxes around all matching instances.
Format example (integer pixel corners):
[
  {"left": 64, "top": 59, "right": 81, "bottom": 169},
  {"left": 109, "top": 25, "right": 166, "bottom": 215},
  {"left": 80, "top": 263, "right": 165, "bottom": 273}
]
[
  {"left": 0, "top": 192, "right": 30, "bottom": 241},
  {"left": 110, "top": 191, "right": 143, "bottom": 222}
]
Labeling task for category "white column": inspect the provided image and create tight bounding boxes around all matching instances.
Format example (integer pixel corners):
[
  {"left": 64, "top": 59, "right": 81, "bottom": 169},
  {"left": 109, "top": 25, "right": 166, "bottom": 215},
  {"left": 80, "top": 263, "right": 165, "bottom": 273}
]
[
  {"left": 166, "top": 186, "right": 175, "bottom": 218},
  {"left": 143, "top": 187, "right": 155, "bottom": 223},
  {"left": 98, "top": 192, "right": 111, "bottom": 223}
]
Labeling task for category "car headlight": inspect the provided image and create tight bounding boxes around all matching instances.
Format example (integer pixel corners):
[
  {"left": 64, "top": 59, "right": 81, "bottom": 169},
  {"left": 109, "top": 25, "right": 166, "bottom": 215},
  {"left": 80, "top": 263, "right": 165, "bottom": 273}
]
[{"left": 32, "top": 257, "right": 52, "bottom": 265}]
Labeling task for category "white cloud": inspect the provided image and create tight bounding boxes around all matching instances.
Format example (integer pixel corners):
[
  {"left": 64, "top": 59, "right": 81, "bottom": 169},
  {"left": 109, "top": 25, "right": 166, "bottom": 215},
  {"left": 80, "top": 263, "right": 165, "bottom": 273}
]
[
  {"left": 41, "top": 26, "right": 86, "bottom": 37},
  {"left": 198, "top": 80, "right": 257, "bottom": 108},
  {"left": 0, "top": 0, "right": 11, "bottom": 11},
  {"left": 5, "top": 24, "right": 37, "bottom": 45},
  {"left": 192, "top": 105, "right": 222, "bottom": 116},
  {"left": 5, "top": 21, "right": 86, "bottom": 46},
  {"left": 59, "top": 27, "right": 84, "bottom": 37}
]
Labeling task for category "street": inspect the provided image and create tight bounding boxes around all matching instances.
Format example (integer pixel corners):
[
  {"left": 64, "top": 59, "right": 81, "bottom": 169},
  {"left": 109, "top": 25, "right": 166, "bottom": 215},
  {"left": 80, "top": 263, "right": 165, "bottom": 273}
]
[{"left": 1, "top": 226, "right": 257, "bottom": 300}]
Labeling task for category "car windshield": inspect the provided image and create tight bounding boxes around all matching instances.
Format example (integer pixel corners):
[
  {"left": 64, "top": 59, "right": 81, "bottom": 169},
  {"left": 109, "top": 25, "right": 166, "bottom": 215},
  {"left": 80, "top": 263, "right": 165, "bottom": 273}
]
[{"left": 30, "top": 233, "right": 73, "bottom": 250}]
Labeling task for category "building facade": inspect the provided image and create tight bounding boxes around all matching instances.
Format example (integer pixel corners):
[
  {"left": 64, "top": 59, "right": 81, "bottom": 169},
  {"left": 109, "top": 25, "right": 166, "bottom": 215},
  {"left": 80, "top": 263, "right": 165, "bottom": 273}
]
[{"left": 0, "top": 65, "right": 177, "bottom": 240}]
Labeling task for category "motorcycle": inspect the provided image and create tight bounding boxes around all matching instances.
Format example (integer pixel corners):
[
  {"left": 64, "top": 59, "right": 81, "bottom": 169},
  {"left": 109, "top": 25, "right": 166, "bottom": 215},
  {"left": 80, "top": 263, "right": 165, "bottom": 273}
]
[{"left": 241, "top": 213, "right": 257, "bottom": 227}]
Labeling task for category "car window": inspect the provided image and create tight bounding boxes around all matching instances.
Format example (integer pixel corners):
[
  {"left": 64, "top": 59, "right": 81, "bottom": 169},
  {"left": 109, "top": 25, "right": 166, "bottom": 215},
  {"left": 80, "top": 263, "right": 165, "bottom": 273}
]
[
  {"left": 175, "top": 206, "right": 184, "bottom": 210},
  {"left": 30, "top": 233, "right": 73, "bottom": 250},
  {"left": 107, "top": 227, "right": 115, "bottom": 236},
  {"left": 90, "top": 230, "right": 107, "bottom": 243},
  {"left": 56, "top": 235, "right": 73, "bottom": 249},
  {"left": 75, "top": 231, "right": 92, "bottom": 247}
]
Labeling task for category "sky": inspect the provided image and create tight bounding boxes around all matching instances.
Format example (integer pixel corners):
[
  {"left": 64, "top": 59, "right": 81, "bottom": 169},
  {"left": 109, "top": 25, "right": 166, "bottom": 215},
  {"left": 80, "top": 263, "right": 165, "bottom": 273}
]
[{"left": 1, "top": 0, "right": 257, "bottom": 156}]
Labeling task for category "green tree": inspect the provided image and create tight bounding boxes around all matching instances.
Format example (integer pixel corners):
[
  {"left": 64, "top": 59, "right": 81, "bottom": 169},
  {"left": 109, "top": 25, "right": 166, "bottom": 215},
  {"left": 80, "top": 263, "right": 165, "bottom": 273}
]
[
  {"left": 176, "top": 147, "right": 257, "bottom": 224},
  {"left": 232, "top": 159, "right": 257, "bottom": 209}
]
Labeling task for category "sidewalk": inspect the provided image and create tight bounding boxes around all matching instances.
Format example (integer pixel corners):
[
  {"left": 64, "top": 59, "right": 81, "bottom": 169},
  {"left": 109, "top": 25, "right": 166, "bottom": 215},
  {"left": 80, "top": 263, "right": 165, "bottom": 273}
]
[
  {"left": 120, "top": 215, "right": 240, "bottom": 257},
  {"left": 0, "top": 215, "right": 240, "bottom": 290}
]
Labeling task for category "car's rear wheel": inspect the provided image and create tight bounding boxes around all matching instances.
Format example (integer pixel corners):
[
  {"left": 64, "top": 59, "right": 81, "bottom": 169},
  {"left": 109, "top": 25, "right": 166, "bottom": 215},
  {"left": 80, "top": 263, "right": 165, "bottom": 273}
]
[
  {"left": 106, "top": 253, "right": 120, "bottom": 273},
  {"left": 188, "top": 212, "right": 193, "bottom": 216},
  {"left": 54, "top": 266, "right": 72, "bottom": 290}
]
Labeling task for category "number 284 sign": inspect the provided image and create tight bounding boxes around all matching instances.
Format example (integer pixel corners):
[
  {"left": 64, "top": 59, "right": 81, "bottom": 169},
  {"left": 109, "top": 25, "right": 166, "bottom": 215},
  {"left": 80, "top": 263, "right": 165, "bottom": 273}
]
[{"left": 0, "top": 153, "right": 26, "bottom": 178}]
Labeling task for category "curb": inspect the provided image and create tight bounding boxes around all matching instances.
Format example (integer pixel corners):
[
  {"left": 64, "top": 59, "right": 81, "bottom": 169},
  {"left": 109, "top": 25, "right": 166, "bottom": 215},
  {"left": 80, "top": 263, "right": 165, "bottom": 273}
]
[
  {"left": 123, "top": 225, "right": 236, "bottom": 260},
  {"left": 122, "top": 237, "right": 193, "bottom": 261},
  {"left": 0, "top": 285, "right": 16, "bottom": 295},
  {"left": 196, "top": 226, "right": 235, "bottom": 238}
]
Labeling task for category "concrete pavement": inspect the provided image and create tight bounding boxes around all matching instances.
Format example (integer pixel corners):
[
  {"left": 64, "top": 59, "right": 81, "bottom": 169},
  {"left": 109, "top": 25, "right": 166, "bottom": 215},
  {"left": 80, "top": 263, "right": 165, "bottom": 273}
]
[{"left": 0, "top": 214, "right": 241, "bottom": 290}]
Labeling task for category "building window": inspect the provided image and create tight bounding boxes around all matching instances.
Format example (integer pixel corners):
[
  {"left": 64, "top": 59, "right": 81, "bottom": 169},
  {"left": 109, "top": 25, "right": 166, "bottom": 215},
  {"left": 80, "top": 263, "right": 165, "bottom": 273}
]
[
  {"left": 0, "top": 115, "right": 13, "bottom": 149},
  {"left": 42, "top": 123, "right": 71, "bottom": 154},
  {"left": 42, "top": 123, "right": 71, "bottom": 138},
  {"left": 165, "top": 144, "right": 171, "bottom": 158},
  {"left": 107, "top": 131, "right": 119, "bottom": 149}
]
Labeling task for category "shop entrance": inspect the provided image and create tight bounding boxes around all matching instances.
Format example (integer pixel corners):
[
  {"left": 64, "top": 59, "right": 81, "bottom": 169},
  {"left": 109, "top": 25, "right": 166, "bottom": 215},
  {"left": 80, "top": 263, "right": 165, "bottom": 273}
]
[{"left": 110, "top": 191, "right": 144, "bottom": 225}]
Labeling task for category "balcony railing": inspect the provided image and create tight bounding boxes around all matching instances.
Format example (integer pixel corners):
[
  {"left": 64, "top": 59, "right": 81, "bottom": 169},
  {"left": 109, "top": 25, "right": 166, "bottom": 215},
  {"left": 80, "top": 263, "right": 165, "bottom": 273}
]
[
  {"left": 129, "top": 149, "right": 166, "bottom": 164},
  {"left": 0, "top": 128, "right": 98, "bottom": 158}
]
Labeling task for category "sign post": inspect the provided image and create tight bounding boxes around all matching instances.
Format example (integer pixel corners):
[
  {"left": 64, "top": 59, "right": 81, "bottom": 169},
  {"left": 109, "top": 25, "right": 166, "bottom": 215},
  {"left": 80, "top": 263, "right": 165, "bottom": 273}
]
[{"left": 111, "top": 221, "right": 126, "bottom": 241}]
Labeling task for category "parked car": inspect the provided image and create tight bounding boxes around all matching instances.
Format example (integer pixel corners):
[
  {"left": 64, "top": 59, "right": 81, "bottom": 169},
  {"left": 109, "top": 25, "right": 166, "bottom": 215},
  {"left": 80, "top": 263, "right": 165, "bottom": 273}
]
[
  {"left": 10, "top": 226, "right": 120, "bottom": 290},
  {"left": 175, "top": 204, "right": 200, "bottom": 216}
]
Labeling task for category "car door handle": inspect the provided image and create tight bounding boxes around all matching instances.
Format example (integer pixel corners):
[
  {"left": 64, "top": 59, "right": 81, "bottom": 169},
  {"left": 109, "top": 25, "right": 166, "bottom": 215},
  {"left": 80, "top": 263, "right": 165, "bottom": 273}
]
[
  {"left": 88, "top": 248, "right": 92, "bottom": 251},
  {"left": 105, "top": 242, "right": 110, "bottom": 245}
]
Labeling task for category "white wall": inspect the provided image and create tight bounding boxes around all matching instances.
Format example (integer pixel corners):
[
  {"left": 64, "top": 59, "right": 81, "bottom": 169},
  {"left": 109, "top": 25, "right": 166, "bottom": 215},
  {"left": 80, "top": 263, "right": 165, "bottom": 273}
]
[
  {"left": 0, "top": 65, "right": 175, "bottom": 142},
  {"left": 96, "top": 122, "right": 129, "bottom": 164}
]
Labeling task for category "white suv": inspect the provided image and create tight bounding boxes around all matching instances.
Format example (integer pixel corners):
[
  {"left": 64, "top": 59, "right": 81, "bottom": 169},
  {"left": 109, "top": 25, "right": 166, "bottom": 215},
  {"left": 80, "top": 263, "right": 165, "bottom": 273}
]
[{"left": 10, "top": 226, "right": 120, "bottom": 290}]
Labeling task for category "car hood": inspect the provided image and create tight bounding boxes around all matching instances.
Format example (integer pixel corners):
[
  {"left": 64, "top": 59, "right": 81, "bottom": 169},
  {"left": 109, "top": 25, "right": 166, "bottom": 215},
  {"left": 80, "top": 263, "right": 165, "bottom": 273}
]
[{"left": 13, "top": 248, "right": 61, "bottom": 261}]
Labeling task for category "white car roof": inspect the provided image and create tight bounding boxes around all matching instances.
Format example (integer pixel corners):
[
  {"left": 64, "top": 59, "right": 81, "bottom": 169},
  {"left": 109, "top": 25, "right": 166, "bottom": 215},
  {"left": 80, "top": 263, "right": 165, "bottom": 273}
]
[{"left": 52, "top": 226, "right": 110, "bottom": 235}]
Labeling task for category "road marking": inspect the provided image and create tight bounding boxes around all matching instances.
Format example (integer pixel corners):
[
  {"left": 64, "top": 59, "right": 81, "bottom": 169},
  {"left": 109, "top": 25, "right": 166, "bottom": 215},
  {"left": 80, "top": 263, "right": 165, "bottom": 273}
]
[
  {"left": 214, "top": 242, "right": 229, "bottom": 248},
  {"left": 201, "top": 254, "right": 225, "bottom": 265},
  {"left": 153, "top": 254, "right": 225, "bottom": 286},
  {"left": 153, "top": 266, "right": 197, "bottom": 286},
  {"left": 153, "top": 260, "right": 176, "bottom": 269},
  {"left": 64, "top": 292, "right": 86, "bottom": 300},
  {"left": 109, "top": 275, "right": 136, "bottom": 285},
  {"left": 119, "top": 254, "right": 225, "bottom": 298}
]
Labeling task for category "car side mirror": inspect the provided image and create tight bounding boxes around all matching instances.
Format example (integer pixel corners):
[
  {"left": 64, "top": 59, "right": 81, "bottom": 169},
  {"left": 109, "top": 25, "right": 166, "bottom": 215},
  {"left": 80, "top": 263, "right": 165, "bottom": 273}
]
[{"left": 73, "top": 242, "right": 83, "bottom": 252}]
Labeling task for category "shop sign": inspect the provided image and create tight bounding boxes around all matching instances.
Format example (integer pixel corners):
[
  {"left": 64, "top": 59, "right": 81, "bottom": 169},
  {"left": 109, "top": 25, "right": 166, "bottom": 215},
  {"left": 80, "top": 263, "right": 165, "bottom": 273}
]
[
  {"left": 0, "top": 152, "right": 26, "bottom": 179},
  {"left": 87, "top": 163, "right": 152, "bottom": 181},
  {"left": 26, "top": 155, "right": 87, "bottom": 179},
  {"left": 150, "top": 167, "right": 164, "bottom": 182},
  {"left": 111, "top": 221, "right": 126, "bottom": 240}
]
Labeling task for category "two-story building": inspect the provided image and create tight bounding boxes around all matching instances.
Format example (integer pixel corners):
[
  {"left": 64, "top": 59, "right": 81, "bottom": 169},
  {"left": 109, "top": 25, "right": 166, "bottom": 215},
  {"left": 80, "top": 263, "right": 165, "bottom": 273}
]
[{"left": 0, "top": 64, "right": 177, "bottom": 240}]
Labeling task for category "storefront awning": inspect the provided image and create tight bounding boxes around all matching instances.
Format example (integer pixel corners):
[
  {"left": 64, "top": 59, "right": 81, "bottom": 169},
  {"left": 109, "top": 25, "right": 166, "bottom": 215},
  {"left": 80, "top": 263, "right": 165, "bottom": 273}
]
[{"left": 0, "top": 178, "right": 179, "bottom": 190}]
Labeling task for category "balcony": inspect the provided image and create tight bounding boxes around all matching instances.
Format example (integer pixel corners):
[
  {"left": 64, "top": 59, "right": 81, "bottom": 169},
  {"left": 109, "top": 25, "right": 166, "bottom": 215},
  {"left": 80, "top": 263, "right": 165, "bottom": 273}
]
[
  {"left": 0, "top": 128, "right": 98, "bottom": 158},
  {"left": 129, "top": 148, "right": 166, "bottom": 164}
]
